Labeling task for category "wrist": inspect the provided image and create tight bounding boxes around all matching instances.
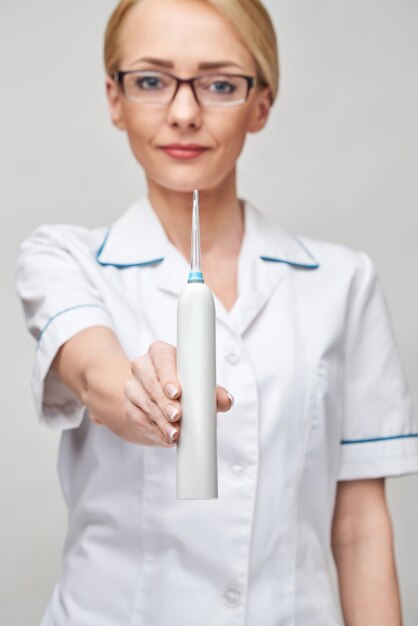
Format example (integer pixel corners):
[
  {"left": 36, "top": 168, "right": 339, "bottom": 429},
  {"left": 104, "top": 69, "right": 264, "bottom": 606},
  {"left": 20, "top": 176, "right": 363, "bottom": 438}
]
[{"left": 82, "top": 353, "right": 131, "bottom": 426}]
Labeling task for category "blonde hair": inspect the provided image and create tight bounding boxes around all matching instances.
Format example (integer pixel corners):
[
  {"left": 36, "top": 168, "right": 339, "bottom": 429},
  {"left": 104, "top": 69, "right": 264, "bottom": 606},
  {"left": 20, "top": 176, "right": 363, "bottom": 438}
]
[{"left": 104, "top": 0, "right": 279, "bottom": 103}]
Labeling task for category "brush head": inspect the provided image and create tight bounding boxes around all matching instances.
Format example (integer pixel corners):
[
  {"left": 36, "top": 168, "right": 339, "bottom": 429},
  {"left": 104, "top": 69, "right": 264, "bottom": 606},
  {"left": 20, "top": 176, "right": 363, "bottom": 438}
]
[{"left": 188, "top": 189, "right": 204, "bottom": 283}]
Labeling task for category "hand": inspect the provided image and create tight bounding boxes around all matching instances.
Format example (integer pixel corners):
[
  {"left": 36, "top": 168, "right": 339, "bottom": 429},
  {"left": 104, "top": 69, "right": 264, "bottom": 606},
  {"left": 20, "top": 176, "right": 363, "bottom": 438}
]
[{"left": 122, "top": 340, "right": 234, "bottom": 448}]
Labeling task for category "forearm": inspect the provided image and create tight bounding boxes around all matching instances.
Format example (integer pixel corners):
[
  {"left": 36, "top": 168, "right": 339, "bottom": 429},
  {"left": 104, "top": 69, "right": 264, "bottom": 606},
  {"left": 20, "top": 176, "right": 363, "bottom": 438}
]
[
  {"left": 52, "top": 325, "right": 131, "bottom": 433},
  {"left": 332, "top": 481, "right": 402, "bottom": 625}
]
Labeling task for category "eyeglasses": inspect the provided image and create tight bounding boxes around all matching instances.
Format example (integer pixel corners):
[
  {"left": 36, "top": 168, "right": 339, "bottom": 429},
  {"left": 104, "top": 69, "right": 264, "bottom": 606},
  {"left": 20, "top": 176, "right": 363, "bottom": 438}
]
[{"left": 113, "top": 70, "right": 256, "bottom": 107}]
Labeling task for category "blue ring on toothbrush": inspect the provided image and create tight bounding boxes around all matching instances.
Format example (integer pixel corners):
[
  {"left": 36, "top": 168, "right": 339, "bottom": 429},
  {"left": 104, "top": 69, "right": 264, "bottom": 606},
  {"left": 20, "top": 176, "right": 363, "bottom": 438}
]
[{"left": 187, "top": 271, "right": 204, "bottom": 283}]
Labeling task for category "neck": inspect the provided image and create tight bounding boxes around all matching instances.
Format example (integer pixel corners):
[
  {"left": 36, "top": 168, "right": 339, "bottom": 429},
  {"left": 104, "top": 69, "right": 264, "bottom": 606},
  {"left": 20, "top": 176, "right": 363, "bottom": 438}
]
[{"left": 146, "top": 170, "right": 244, "bottom": 263}]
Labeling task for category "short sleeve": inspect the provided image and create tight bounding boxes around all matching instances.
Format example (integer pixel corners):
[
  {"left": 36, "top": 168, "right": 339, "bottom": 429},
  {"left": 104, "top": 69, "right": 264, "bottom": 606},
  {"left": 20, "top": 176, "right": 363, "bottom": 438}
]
[
  {"left": 338, "top": 252, "right": 418, "bottom": 480},
  {"left": 16, "top": 224, "right": 115, "bottom": 431}
]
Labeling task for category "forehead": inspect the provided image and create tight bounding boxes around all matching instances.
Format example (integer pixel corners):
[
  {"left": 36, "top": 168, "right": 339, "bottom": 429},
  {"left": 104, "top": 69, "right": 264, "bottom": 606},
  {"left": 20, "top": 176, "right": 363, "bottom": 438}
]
[{"left": 119, "top": 0, "right": 255, "bottom": 70}]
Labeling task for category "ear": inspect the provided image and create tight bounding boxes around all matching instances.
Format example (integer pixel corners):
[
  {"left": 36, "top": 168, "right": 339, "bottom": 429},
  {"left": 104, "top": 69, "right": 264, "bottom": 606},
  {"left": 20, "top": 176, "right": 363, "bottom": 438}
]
[
  {"left": 248, "top": 86, "right": 272, "bottom": 134},
  {"left": 106, "top": 76, "right": 127, "bottom": 131}
]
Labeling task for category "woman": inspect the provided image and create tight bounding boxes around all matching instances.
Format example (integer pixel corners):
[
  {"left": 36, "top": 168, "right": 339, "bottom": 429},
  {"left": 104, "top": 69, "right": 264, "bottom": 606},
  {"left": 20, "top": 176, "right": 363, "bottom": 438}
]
[{"left": 16, "top": 0, "right": 418, "bottom": 624}]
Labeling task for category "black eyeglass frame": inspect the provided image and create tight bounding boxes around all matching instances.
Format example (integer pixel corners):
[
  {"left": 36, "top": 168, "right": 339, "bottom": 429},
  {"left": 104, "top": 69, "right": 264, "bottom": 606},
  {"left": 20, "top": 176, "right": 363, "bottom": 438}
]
[{"left": 113, "top": 69, "right": 257, "bottom": 106}]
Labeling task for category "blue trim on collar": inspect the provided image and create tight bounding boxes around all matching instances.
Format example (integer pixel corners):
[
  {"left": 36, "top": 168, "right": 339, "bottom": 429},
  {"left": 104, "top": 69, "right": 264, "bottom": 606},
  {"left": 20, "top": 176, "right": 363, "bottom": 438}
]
[
  {"left": 96, "top": 228, "right": 164, "bottom": 269},
  {"left": 260, "top": 237, "right": 320, "bottom": 269},
  {"left": 97, "top": 258, "right": 165, "bottom": 269},
  {"left": 260, "top": 256, "right": 320, "bottom": 270},
  {"left": 341, "top": 433, "right": 418, "bottom": 445},
  {"left": 95, "top": 222, "right": 319, "bottom": 270}
]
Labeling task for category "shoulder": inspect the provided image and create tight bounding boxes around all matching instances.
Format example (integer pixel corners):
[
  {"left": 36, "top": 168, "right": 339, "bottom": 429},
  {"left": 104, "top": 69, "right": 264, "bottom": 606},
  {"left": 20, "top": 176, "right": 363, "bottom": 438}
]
[
  {"left": 16, "top": 221, "right": 111, "bottom": 285},
  {"left": 18, "top": 221, "right": 108, "bottom": 258},
  {"left": 289, "top": 234, "right": 382, "bottom": 322},
  {"left": 249, "top": 203, "right": 376, "bottom": 289},
  {"left": 298, "top": 234, "right": 376, "bottom": 282}
]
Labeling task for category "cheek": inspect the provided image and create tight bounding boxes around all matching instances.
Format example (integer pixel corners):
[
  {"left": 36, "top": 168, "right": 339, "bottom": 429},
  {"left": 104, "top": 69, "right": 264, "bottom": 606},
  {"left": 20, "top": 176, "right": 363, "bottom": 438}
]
[
  {"left": 212, "top": 110, "right": 250, "bottom": 158},
  {"left": 126, "top": 121, "right": 151, "bottom": 148},
  {"left": 122, "top": 106, "right": 162, "bottom": 161}
]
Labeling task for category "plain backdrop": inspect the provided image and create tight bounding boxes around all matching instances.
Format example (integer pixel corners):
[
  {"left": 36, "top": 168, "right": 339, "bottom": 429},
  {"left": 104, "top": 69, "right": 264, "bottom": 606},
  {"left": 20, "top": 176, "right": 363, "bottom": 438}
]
[{"left": 1, "top": 1, "right": 417, "bottom": 624}]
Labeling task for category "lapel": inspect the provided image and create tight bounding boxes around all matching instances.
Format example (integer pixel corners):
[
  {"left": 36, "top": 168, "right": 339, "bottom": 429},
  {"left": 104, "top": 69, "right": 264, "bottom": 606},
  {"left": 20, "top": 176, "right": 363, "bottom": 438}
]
[{"left": 96, "top": 197, "right": 319, "bottom": 337}]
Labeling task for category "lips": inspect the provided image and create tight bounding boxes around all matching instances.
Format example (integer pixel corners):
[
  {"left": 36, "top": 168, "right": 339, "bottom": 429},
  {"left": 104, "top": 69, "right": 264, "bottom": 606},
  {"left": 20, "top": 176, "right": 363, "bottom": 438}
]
[{"left": 159, "top": 144, "right": 209, "bottom": 160}]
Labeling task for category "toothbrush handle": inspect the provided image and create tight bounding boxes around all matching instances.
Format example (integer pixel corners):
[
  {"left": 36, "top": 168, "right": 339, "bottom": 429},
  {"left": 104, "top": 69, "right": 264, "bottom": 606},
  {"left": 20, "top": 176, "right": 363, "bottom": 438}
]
[{"left": 176, "top": 282, "right": 218, "bottom": 499}]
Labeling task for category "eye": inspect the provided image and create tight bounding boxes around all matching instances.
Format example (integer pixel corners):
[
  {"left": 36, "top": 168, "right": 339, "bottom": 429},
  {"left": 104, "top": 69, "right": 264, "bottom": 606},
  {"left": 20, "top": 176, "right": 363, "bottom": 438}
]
[
  {"left": 208, "top": 80, "right": 237, "bottom": 94},
  {"left": 135, "top": 75, "right": 164, "bottom": 90}
]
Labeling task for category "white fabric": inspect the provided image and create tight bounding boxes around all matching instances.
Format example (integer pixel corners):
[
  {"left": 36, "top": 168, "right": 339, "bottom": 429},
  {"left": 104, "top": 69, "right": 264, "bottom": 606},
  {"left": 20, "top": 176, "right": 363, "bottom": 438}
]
[{"left": 16, "top": 197, "right": 418, "bottom": 625}]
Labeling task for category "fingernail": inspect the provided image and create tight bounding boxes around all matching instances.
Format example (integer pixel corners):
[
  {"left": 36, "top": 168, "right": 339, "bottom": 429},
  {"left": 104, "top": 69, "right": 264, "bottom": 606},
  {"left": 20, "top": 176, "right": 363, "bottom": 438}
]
[
  {"left": 227, "top": 391, "right": 234, "bottom": 407},
  {"left": 166, "top": 404, "right": 179, "bottom": 421},
  {"left": 165, "top": 423, "right": 178, "bottom": 441},
  {"left": 166, "top": 383, "right": 179, "bottom": 399}
]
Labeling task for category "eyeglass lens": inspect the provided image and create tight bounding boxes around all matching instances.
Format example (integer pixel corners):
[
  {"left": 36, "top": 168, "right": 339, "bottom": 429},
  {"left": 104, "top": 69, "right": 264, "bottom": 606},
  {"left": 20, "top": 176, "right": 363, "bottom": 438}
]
[{"left": 122, "top": 71, "right": 250, "bottom": 106}]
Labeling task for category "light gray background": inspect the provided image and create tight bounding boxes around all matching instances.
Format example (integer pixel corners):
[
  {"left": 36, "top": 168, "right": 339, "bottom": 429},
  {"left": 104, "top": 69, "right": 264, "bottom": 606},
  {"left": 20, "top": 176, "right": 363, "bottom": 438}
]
[{"left": 1, "top": 1, "right": 417, "bottom": 624}]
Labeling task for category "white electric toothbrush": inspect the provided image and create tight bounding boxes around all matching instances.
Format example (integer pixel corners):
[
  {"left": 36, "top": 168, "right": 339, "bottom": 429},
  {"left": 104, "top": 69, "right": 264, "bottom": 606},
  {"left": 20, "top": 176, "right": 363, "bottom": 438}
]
[{"left": 176, "top": 190, "right": 218, "bottom": 499}]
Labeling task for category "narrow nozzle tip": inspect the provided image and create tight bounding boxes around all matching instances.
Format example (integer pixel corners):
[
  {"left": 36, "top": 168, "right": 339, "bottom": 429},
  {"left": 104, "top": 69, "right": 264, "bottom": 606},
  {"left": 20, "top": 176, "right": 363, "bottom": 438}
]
[{"left": 188, "top": 189, "right": 203, "bottom": 282}]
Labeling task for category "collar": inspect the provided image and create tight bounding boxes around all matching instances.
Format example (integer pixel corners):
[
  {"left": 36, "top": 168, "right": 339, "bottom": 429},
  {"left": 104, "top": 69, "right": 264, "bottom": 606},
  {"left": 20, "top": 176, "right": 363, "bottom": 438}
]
[
  {"left": 96, "top": 197, "right": 319, "bottom": 335},
  {"left": 96, "top": 196, "right": 319, "bottom": 271}
]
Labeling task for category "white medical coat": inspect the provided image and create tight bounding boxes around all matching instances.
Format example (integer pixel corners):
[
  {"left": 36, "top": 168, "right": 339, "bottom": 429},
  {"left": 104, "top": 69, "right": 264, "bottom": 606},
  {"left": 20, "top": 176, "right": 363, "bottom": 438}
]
[{"left": 16, "top": 197, "right": 418, "bottom": 626}]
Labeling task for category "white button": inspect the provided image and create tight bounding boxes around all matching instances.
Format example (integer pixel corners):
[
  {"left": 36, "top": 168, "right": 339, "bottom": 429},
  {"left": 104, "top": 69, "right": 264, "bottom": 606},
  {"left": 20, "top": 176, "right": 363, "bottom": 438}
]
[
  {"left": 223, "top": 589, "right": 241, "bottom": 608},
  {"left": 229, "top": 464, "right": 245, "bottom": 480},
  {"left": 225, "top": 348, "right": 241, "bottom": 364}
]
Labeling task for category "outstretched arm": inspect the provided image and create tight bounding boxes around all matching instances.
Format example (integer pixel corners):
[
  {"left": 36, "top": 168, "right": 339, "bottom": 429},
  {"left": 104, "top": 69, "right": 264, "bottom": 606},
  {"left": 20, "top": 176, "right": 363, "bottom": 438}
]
[{"left": 52, "top": 325, "right": 233, "bottom": 447}]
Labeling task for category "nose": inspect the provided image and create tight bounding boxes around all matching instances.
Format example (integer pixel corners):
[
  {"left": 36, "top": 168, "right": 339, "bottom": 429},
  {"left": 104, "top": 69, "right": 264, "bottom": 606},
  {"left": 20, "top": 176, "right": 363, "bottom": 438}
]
[{"left": 166, "top": 82, "right": 202, "bottom": 130}]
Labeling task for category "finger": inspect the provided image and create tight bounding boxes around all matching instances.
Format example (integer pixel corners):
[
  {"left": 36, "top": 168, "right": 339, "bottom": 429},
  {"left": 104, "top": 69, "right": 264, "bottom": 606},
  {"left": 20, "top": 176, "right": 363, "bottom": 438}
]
[
  {"left": 124, "top": 398, "right": 178, "bottom": 448},
  {"left": 125, "top": 378, "right": 180, "bottom": 444},
  {"left": 216, "top": 385, "right": 234, "bottom": 412},
  {"left": 148, "top": 340, "right": 182, "bottom": 400},
  {"left": 134, "top": 356, "right": 182, "bottom": 423}
]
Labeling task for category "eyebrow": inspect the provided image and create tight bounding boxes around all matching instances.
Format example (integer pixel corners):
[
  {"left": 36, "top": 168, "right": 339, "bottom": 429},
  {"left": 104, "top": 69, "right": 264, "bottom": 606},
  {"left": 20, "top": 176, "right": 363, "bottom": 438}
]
[{"left": 129, "top": 57, "right": 243, "bottom": 70}]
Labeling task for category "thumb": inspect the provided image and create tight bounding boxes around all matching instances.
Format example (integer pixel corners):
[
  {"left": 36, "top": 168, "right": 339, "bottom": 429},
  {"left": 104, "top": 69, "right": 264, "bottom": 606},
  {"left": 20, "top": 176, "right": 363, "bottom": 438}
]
[{"left": 216, "top": 384, "right": 234, "bottom": 412}]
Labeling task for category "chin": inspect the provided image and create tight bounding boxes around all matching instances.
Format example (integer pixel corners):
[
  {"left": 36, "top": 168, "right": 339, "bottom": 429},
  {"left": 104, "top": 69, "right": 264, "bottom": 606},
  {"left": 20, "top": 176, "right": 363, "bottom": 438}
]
[
  {"left": 149, "top": 164, "right": 234, "bottom": 195},
  {"left": 149, "top": 172, "right": 223, "bottom": 193}
]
